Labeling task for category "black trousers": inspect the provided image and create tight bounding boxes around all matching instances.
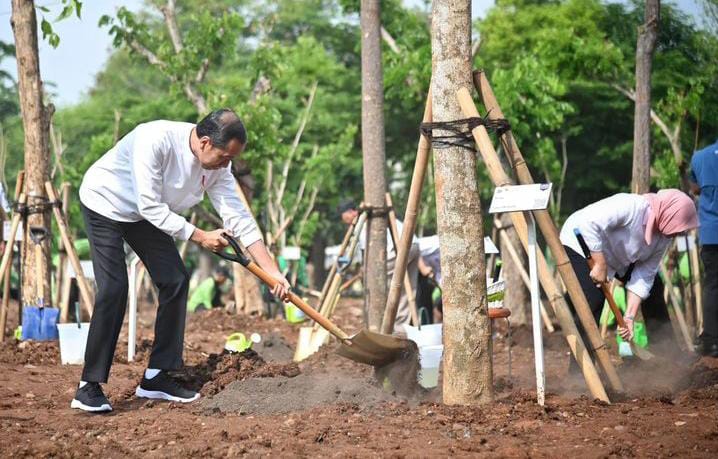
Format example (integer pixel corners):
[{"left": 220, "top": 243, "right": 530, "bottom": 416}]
[
  {"left": 564, "top": 246, "right": 672, "bottom": 353},
  {"left": 700, "top": 245, "right": 718, "bottom": 346},
  {"left": 81, "top": 204, "right": 189, "bottom": 382}
]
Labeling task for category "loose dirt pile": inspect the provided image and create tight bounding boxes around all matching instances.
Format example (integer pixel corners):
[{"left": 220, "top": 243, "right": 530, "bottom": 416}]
[
  {"left": 178, "top": 349, "right": 300, "bottom": 396},
  {"left": 201, "top": 372, "right": 399, "bottom": 415},
  {"left": 0, "top": 340, "right": 59, "bottom": 365}
]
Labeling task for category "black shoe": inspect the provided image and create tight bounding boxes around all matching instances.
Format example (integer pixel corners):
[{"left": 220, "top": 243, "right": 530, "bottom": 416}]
[
  {"left": 71, "top": 382, "right": 112, "bottom": 412},
  {"left": 135, "top": 371, "right": 200, "bottom": 403},
  {"left": 698, "top": 342, "right": 718, "bottom": 358}
]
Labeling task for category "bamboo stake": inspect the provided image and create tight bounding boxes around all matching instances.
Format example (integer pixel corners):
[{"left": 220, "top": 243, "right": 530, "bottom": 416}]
[
  {"left": 385, "top": 193, "right": 420, "bottom": 327},
  {"left": 45, "top": 182, "right": 94, "bottom": 316},
  {"left": 472, "top": 74, "right": 623, "bottom": 392},
  {"left": 382, "top": 89, "right": 432, "bottom": 335},
  {"left": 457, "top": 87, "right": 613, "bottom": 401},
  {"left": 497, "top": 227, "right": 554, "bottom": 332},
  {"left": 316, "top": 212, "right": 360, "bottom": 314},
  {"left": 0, "top": 172, "right": 24, "bottom": 341},
  {"left": 660, "top": 263, "right": 694, "bottom": 350},
  {"left": 53, "top": 182, "right": 70, "bottom": 308},
  {"left": 688, "top": 230, "right": 703, "bottom": 333}
]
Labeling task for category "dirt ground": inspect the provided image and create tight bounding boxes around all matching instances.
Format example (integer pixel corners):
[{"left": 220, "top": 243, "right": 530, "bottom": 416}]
[{"left": 1, "top": 297, "right": 717, "bottom": 457}]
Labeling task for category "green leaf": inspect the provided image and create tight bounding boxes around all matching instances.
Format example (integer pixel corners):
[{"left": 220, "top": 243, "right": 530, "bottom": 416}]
[
  {"left": 37, "top": 6, "right": 50, "bottom": 13},
  {"left": 49, "top": 34, "right": 60, "bottom": 49},
  {"left": 40, "top": 18, "right": 53, "bottom": 39},
  {"left": 56, "top": 5, "right": 74, "bottom": 21},
  {"left": 98, "top": 15, "right": 112, "bottom": 27}
]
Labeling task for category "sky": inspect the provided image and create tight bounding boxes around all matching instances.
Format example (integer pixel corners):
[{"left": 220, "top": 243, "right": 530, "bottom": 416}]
[{"left": 0, "top": 0, "right": 705, "bottom": 108}]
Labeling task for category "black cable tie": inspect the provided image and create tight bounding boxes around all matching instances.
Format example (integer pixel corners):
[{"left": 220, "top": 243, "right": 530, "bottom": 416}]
[{"left": 359, "top": 204, "right": 390, "bottom": 217}]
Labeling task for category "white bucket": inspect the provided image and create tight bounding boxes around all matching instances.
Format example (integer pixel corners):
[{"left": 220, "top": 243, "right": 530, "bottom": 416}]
[
  {"left": 418, "top": 344, "right": 444, "bottom": 388},
  {"left": 57, "top": 323, "right": 90, "bottom": 365},
  {"left": 403, "top": 323, "right": 442, "bottom": 347}
]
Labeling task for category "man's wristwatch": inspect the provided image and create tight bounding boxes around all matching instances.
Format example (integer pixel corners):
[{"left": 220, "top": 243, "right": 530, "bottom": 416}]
[{"left": 624, "top": 315, "right": 634, "bottom": 321}]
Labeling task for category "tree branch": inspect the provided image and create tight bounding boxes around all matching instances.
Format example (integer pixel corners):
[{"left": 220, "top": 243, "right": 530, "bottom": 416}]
[
  {"left": 128, "top": 39, "right": 167, "bottom": 70},
  {"left": 195, "top": 58, "right": 209, "bottom": 84},
  {"left": 274, "top": 81, "right": 318, "bottom": 211},
  {"left": 381, "top": 26, "right": 400, "bottom": 54},
  {"left": 161, "top": 0, "right": 183, "bottom": 53}
]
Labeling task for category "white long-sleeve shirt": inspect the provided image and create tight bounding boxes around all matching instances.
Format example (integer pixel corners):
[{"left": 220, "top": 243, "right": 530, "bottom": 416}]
[
  {"left": 79, "top": 120, "right": 261, "bottom": 246},
  {"left": 559, "top": 193, "right": 671, "bottom": 299}
]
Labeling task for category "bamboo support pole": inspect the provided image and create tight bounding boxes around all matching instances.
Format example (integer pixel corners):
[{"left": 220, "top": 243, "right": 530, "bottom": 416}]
[
  {"left": 688, "top": 230, "right": 703, "bottom": 333},
  {"left": 45, "top": 182, "right": 94, "bottom": 316},
  {"left": 497, "top": 227, "right": 555, "bottom": 333},
  {"left": 457, "top": 87, "right": 614, "bottom": 400},
  {"left": 660, "top": 263, "right": 694, "bottom": 350},
  {"left": 385, "top": 193, "right": 420, "bottom": 327},
  {"left": 317, "top": 212, "right": 360, "bottom": 314},
  {"left": 0, "top": 172, "right": 25, "bottom": 340},
  {"left": 53, "top": 182, "right": 70, "bottom": 307},
  {"left": 471, "top": 74, "right": 624, "bottom": 392},
  {"left": 382, "top": 89, "right": 432, "bottom": 335}
]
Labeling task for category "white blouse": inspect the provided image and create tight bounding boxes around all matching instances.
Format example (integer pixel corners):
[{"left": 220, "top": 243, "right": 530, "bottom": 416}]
[{"left": 559, "top": 193, "right": 671, "bottom": 299}]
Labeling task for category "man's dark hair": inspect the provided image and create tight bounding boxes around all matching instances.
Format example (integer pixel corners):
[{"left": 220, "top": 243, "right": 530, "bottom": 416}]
[
  {"left": 336, "top": 199, "right": 357, "bottom": 217},
  {"left": 196, "top": 108, "right": 247, "bottom": 148}
]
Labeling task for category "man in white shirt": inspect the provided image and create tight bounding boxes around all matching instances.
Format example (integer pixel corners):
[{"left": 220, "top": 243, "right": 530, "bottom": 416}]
[{"left": 72, "top": 109, "right": 290, "bottom": 413}]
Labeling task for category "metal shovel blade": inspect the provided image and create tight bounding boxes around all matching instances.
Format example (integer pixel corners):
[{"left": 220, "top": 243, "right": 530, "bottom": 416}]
[{"left": 336, "top": 329, "right": 415, "bottom": 367}]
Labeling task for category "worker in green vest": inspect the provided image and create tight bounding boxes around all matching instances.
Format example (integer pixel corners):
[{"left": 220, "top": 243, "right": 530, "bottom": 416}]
[{"left": 187, "top": 266, "right": 230, "bottom": 313}]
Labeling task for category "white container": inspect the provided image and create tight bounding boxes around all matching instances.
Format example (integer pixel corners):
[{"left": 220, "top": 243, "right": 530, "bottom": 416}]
[
  {"left": 57, "top": 323, "right": 90, "bottom": 365},
  {"left": 403, "top": 323, "right": 443, "bottom": 347},
  {"left": 418, "top": 344, "right": 444, "bottom": 388}
]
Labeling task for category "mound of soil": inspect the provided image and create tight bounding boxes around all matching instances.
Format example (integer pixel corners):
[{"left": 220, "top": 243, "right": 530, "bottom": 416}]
[
  {"left": 0, "top": 340, "right": 59, "bottom": 365},
  {"left": 201, "top": 372, "right": 399, "bottom": 415},
  {"left": 178, "top": 349, "right": 300, "bottom": 396},
  {"left": 253, "top": 332, "right": 294, "bottom": 363},
  {"left": 677, "top": 358, "right": 718, "bottom": 392}
]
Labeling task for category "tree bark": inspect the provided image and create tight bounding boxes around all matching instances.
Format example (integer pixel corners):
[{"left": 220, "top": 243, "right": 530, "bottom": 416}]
[
  {"left": 360, "top": 0, "right": 388, "bottom": 331},
  {"left": 11, "top": 0, "right": 53, "bottom": 308},
  {"left": 499, "top": 214, "right": 530, "bottom": 325},
  {"left": 631, "top": 0, "right": 660, "bottom": 194},
  {"left": 432, "top": 0, "right": 493, "bottom": 405}
]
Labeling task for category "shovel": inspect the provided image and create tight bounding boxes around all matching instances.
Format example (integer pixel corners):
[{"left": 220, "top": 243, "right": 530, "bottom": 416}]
[
  {"left": 215, "top": 234, "right": 416, "bottom": 367},
  {"left": 21, "top": 226, "right": 59, "bottom": 341},
  {"left": 574, "top": 230, "right": 655, "bottom": 361}
]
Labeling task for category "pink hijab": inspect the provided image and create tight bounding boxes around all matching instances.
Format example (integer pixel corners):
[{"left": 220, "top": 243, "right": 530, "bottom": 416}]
[{"left": 644, "top": 189, "right": 698, "bottom": 245}]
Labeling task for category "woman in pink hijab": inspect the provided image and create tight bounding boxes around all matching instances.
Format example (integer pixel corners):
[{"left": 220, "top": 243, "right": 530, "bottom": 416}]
[{"left": 559, "top": 189, "right": 698, "bottom": 356}]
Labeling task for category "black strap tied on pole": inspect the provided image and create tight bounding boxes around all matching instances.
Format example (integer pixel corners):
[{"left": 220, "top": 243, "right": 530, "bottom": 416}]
[
  {"left": 420, "top": 115, "right": 511, "bottom": 152},
  {"left": 359, "top": 204, "right": 390, "bottom": 218}
]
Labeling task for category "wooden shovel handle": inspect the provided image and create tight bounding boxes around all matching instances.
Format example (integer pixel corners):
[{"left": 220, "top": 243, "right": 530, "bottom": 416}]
[
  {"left": 585, "top": 257, "right": 627, "bottom": 329},
  {"left": 244, "top": 261, "right": 351, "bottom": 342}
]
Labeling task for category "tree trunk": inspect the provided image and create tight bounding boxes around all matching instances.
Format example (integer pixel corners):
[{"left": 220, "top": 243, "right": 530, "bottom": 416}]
[
  {"left": 11, "top": 0, "right": 53, "bottom": 308},
  {"left": 432, "top": 0, "right": 493, "bottom": 405},
  {"left": 499, "top": 214, "right": 530, "bottom": 325},
  {"left": 631, "top": 0, "right": 660, "bottom": 194},
  {"left": 360, "top": 0, "right": 388, "bottom": 331}
]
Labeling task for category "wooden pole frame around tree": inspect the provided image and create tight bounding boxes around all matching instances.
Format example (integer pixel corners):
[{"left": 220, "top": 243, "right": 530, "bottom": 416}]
[
  {"left": 456, "top": 87, "right": 613, "bottom": 401},
  {"left": 45, "top": 182, "right": 94, "bottom": 317},
  {"left": 472, "top": 72, "right": 623, "bottom": 392},
  {"left": 0, "top": 171, "right": 25, "bottom": 341},
  {"left": 660, "top": 262, "right": 694, "bottom": 350},
  {"left": 382, "top": 90, "right": 432, "bottom": 334},
  {"left": 385, "top": 193, "right": 420, "bottom": 327},
  {"left": 53, "top": 182, "right": 70, "bottom": 308}
]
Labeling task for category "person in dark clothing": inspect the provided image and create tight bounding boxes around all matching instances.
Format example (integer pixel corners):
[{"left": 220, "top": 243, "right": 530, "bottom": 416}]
[{"left": 690, "top": 138, "right": 718, "bottom": 357}]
